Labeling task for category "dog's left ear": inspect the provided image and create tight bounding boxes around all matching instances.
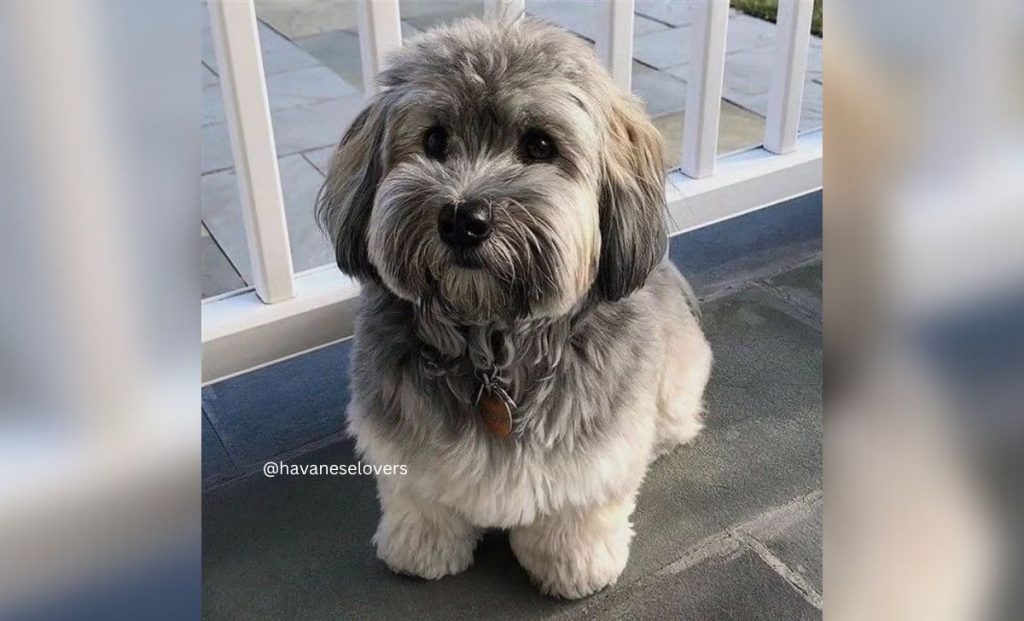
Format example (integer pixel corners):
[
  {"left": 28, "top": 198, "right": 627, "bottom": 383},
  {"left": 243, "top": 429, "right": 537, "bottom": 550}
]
[
  {"left": 596, "top": 95, "right": 668, "bottom": 301},
  {"left": 315, "top": 94, "right": 393, "bottom": 282}
]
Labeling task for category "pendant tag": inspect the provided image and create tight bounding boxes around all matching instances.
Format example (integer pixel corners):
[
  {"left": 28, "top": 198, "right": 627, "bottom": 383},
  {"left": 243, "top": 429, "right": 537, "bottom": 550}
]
[{"left": 477, "top": 385, "right": 514, "bottom": 438}]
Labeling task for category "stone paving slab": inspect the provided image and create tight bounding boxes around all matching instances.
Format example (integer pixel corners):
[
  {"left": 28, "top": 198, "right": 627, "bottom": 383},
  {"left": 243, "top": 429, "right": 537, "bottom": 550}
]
[
  {"left": 254, "top": 0, "right": 359, "bottom": 39},
  {"left": 632, "top": 11, "right": 776, "bottom": 70},
  {"left": 202, "top": 93, "right": 364, "bottom": 173},
  {"left": 669, "top": 191, "right": 822, "bottom": 298},
  {"left": 203, "top": 341, "right": 352, "bottom": 468},
  {"left": 632, "top": 63, "right": 688, "bottom": 117},
  {"left": 201, "top": 153, "right": 332, "bottom": 284},
  {"left": 301, "top": 145, "right": 334, "bottom": 176},
  {"left": 651, "top": 100, "right": 768, "bottom": 168},
  {"left": 291, "top": 23, "right": 423, "bottom": 92},
  {"left": 758, "top": 262, "right": 823, "bottom": 332},
  {"left": 203, "top": 65, "right": 358, "bottom": 126},
  {"left": 525, "top": 0, "right": 669, "bottom": 40},
  {"left": 202, "top": 62, "right": 218, "bottom": 87},
  {"left": 591, "top": 547, "right": 819, "bottom": 620},
  {"left": 666, "top": 47, "right": 822, "bottom": 132},
  {"left": 634, "top": 0, "right": 694, "bottom": 27},
  {"left": 202, "top": 19, "right": 321, "bottom": 77},
  {"left": 202, "top": 257, "right": 822, "bottom": 619},
  {"left": 202, "top": 410, "right": 238, "bottom": 486},
  {"left": 741, "top": 493, "right": 824, "bottom": 594},
  {"left": 399, "top": 1, "right": 485, "bottom": 32},
  {"left": 201, "top": 228, "right": 246, "bottom": 298}
]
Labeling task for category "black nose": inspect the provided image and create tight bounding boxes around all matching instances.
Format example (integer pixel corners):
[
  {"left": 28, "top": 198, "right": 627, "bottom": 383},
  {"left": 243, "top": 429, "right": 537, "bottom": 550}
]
[{"left": 437, "top": 201, "right": 492, "bottom": 249}]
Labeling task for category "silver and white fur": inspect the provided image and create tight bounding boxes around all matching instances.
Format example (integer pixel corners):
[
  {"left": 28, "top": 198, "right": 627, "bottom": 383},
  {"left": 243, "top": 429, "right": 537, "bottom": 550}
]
[{"left": 317, "top": 17, "right": 712, "bottom": 599}]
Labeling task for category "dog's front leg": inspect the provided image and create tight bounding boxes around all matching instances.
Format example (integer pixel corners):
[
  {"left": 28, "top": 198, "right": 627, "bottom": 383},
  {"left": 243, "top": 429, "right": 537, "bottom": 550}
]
[
  {"left": 373, "top": 482, "right": 481, "bottom": 580},
  {"left": 510, "top": 494, "right": 636, "bottom": 599}
]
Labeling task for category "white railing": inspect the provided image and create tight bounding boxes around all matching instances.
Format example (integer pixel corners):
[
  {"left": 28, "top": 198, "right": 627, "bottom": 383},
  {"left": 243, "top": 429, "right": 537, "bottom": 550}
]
[{"left": 202, "top": 0, "right": 822, "bottom": 384}]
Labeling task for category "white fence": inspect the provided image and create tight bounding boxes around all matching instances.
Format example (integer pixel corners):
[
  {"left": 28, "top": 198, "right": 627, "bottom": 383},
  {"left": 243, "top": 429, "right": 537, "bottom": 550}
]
[{"left": 202, "top": 0, "right": 822, "bottom": 384}]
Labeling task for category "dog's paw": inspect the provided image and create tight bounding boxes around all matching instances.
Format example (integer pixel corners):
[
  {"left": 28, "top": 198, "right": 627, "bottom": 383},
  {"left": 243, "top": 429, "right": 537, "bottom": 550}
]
[
  {"left": 510, "top": 511, "right": 633, "bottom": 599},
  {"left": 372, "top": 502, "right": 480, "bottom": 580}
]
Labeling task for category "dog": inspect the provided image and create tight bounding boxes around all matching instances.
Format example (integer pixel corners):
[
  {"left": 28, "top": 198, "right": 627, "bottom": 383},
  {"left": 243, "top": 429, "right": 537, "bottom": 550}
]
[{"left": 317, "top": 16, "right": 712, "bottom": 599}]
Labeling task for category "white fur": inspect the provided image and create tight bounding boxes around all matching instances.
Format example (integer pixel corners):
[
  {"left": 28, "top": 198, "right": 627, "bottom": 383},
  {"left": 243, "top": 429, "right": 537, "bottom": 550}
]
[{"left": 349, "top": 281, "right": 712, "bottom": 598}]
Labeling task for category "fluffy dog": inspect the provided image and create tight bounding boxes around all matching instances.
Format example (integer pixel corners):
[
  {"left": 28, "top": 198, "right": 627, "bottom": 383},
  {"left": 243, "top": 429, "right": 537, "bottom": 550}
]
[{"left": 317, "top": 17, "right": 712, "bottom": 599}]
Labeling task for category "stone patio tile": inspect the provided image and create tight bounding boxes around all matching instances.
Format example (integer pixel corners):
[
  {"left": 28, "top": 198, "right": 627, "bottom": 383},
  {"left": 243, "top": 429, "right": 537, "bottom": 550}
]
[
  {"left": 593, "top": 548, "right": 819, "bottom": 620},
  {"left": 634, "top": 0, "right": 694, "bottom": 27},
  {"left": 264, "top": 65, "right": 359, "bottom": 108},
  {"left": 292, "top": 23, "right": 422, "bottom": 90},
  {"left": 202, "top": 63, "right": 218, "bottom": 87},
  {"left": 202, "top": 65, "right": 359, "bottom": 126},
  {"left": 524, "top": 1, "right": 667, "bottom": 40},
  {"left": 203, "top": 434, "right": 573, "bottom": 621},
  {"left": 806, "top": 39, "right": 822, "bottom": 83},
  {"left": 668, "top": 44, "right": 823, "bottom": 126},
  {"left": 762, "top": 256, "right": 823, "bottom": 306},
  {"left": 670, "top": 191, "right": 822, "bottom": 298},
  {"left": 202, "top": 153, "right": 333, "bottom": 282},
  {"left": 203, "top": 411, "right": 238, "bottom": 484},
  {"left": 632, "top": 64, "right": 687, "bottom": 117},
  {"left": 302, "top": 146, "right": 335, "bottom": 176},
  {"left": 202, "top": 268, "right": 823, "bottom": 619},
  {"left": 292, "top": 30, "right": 361, "bottom": 87},
  {"left": 652, "top": 100, "right": 766, "bottom": 168},
  {"left": 632, "top": 25, "right": 692, "bottom": 69},
  {"left": 269, "top": 93, "right": 366, "bottom": 157},
  {"left": 400, "top": 1, "right": 484, "bottom": 31},
  {"left": 202, "top": 341, "right": 353, "bottom": 468},
  {"left": 799, "top": 79, "right": 822, "bottom": 131},
  {"left": 727, "top": 9, "right": 779, "bottom": 51},
  {"left": 741, "top": 495, "right": 823, "bottom": 594},
  {"left": 202, "top": 21, "right": 321, "bottom": 76},
  {"left": 720, "top": 77, "right": 820, "bottom": 133},
  {"left": 255, "top": 0, "right": 359, "bottom": 39},
  {"left": 621, "top": 282, "right": 822, "bottom": 583},
  {"left": 202, "top": 121, "right": 233, "bottom": 174},
  {"left": 632, "top": 10, "right": 775, "bottom": 70},
  {"left": 717, "top": 47, "right": 776, "bottom": 110},
  {"left": 201, "top": 229, "right": 247, "bottom": 297},
  {"left": 202, "top": 94, "right": 365, "bottom": 173}
]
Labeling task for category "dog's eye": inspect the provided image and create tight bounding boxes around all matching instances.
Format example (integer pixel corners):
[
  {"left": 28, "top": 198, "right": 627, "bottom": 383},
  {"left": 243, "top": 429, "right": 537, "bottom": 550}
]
[
  {"left": 423, "top": 126, "right": 448, "bottom": 161},
  {"left": 522, "top": 130, "right": 556, "bottom": 161}
]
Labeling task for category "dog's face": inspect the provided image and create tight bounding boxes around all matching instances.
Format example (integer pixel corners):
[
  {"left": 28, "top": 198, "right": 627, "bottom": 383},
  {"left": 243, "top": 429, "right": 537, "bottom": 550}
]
[{"left": 318, "top": 18, "right": 667, "bottom": 324}]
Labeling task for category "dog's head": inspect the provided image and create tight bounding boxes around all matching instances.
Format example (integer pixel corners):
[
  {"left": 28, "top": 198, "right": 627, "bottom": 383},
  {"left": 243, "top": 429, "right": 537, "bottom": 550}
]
[{"left": 317, "top": 18, "right": 666, "bottom": 324}]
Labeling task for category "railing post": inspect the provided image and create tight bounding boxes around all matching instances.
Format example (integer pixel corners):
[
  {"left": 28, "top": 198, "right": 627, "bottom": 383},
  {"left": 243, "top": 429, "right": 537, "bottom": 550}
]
[
  {"left": 357, "top": 0, "right": 403, "bottom": 96},
  {"left": 763, "top": 0, "right": 813, "bottom": 154},
  {"left": 680, "top": 0, "right": 730, "bottom": 179},
  {"left": 207, "top": 0, "right": 295, "bottom": 303},
  {"left": 595, "top": 0, "right": 635, "bottom": 91},
  {"left": 485, "top": 0, "right": 525, "bottom": 18}
]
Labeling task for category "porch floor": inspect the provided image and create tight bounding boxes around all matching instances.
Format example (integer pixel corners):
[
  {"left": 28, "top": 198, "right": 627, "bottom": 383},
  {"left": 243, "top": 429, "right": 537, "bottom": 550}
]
[{"left": 202, "top": 193, "right": 823, "bottom": 619}]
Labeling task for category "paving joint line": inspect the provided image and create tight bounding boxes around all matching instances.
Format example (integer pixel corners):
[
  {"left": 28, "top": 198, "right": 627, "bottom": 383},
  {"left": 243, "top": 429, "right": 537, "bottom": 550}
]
[{"left": 736, "top": 531, "right": 823, "bottom": 610}]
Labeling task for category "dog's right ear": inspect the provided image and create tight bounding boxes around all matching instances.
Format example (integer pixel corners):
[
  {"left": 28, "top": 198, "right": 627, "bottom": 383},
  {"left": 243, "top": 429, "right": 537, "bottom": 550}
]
[{"left": 316, "top": 96, "right": 392, "bottom": 281}]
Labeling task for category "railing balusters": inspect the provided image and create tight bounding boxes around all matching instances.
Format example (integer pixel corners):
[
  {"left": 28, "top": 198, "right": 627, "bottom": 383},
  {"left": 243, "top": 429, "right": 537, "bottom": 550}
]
[
  {"left": 596, "top": 0, "right": 635, "bottom": 91},
  {"left": 356, "top": 0, "right": 403, "bottom": 96},
  {"left": 207, "top": 0, "right": 295, "bottom": 303},
  {"left": 681, "top": 0, "right": 730, "bottom": 179},
  {"left": 763, "top": 0, "right": 813, "bottom": 154}
]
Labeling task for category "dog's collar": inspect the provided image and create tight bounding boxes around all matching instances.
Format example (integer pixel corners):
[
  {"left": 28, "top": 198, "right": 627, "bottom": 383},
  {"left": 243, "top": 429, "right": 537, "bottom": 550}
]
[{"left": 419, "top": 345, "right": 517, "bottom": 438}]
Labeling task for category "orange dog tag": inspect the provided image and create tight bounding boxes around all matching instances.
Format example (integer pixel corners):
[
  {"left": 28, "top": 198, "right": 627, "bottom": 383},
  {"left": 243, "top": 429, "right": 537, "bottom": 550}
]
[{"left": 478, "top": 388, "right": 513, "bottom": 438}]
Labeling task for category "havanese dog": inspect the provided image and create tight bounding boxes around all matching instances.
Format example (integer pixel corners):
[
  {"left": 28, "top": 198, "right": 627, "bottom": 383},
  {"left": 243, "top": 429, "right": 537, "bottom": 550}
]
[{"left": 317, "top": 16, "right": 712, "bottom": 599}]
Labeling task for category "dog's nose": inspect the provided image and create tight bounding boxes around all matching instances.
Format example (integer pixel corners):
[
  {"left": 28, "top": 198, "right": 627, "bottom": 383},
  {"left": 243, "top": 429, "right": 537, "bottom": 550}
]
[{"left": 437, "top": 201, "right": 492, "bottom": 249}]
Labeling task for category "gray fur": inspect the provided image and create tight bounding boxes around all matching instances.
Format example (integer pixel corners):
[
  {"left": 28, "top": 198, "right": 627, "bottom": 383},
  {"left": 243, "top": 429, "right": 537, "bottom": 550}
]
[{"left": 316, "top": 17, "right": 713, "bottom": 594}]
